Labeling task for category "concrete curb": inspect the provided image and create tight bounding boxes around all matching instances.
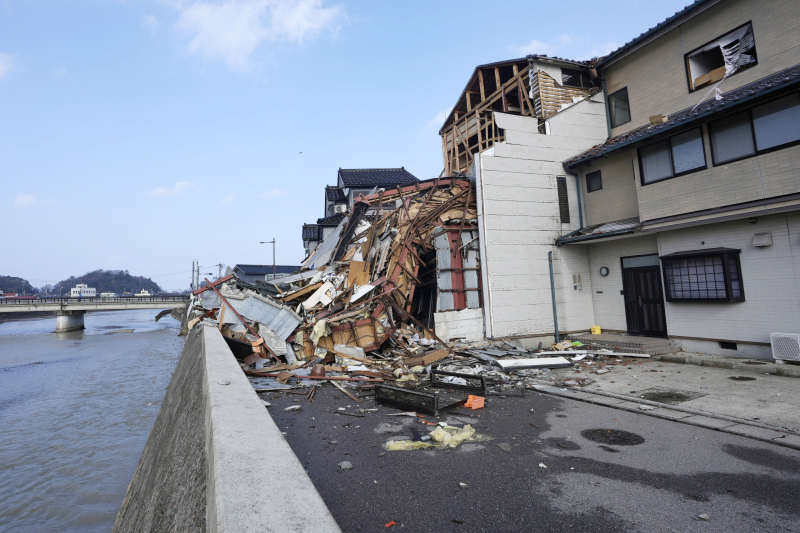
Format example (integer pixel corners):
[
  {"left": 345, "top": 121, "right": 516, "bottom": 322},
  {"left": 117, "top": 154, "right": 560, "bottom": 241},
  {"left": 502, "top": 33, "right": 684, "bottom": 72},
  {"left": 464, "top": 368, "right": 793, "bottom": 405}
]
[
  {"left": 530, "top": 381, "right": 800, "bottom": 452},
  {"left": 657, "top": 353, "right": 800, "bottom": 378},
  {"left": 202, "top": 324, "right": 342, "bottom": 533}
]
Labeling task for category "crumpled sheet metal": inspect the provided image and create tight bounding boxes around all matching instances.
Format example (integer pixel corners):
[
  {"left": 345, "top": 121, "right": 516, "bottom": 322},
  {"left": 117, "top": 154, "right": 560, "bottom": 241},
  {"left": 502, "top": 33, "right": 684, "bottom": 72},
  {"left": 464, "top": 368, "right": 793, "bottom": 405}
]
[{"left": 227, "top": 293, "right": 301, "bottom": 340}]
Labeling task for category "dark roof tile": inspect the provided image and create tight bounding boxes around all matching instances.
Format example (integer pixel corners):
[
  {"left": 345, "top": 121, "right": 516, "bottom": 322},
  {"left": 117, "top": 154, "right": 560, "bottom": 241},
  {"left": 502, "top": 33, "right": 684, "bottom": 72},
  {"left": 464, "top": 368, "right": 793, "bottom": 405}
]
[
  {"left": 316, "top": 213, "right": 346, "bottom": 226},
  {"left": 338, "top": 168, "right": 418, "bottom": 187},
  {"left": 325, "top": 186, "right": 346, "bottom": 201},
  {"left": 234, "top": 264, "right": 300, "bottom": 275},
  {"left": 565, "top": 63, "right": 800, "bottom": 168}
]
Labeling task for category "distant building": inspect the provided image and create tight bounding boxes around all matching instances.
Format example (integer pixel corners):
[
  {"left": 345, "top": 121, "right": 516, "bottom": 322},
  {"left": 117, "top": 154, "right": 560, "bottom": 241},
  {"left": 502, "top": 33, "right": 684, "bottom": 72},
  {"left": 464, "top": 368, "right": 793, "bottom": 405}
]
[
  {"left": 304, "top": 167, "right": 420, "bottom": 257},
  {"left": 70, "top": 284, "right": 96, "bottom": 297},
  {"left": 232, "top": 264, "right": 300, "bottom": 283}
]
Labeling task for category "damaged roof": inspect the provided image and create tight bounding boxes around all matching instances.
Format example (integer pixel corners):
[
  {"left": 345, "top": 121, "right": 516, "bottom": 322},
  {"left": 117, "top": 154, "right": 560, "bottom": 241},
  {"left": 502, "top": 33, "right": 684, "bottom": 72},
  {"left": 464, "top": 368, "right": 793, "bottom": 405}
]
[
  {"left": 234, "top": 265, "right": 300, "bottom": 275},
  {"left": 337, "top": 168, "right": 419, "bottom": 188},
  {"left": 557, "top": 217, "right": 641, "bottom": 245},
  {"left": 325, "top": 186, "right": 346, "bottom": 201},
  {"left": 317, "top": 213, "right": 347, "bottom": 227},
  {"left": 596, "top": 0, "right": 717, "bottom": 68},
  {"left": 564, "top": 62, "right": 800, "bottom": 169}
]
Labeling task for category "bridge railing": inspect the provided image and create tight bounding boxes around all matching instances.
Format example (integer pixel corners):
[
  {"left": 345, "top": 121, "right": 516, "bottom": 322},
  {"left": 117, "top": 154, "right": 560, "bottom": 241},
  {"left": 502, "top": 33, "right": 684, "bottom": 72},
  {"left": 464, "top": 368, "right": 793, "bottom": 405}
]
[{"left": 0, "top": 296, "right": 190, "bottom": 306}]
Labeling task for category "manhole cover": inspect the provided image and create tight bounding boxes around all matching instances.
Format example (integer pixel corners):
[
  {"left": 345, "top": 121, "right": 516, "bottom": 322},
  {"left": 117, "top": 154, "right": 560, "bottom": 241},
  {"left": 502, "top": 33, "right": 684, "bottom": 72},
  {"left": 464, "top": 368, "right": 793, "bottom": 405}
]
[
  {"left": 743, "top": 361, "right": 767, "bottom": 365},
  {"left": 635, "top": 387, "right": 706, "bottom": 405},
  {"left": 581, "top": 429, "right": 644, "bottom": 446},
  {"left": 728, "top": 376, "right": 756, "bottom": 381}
]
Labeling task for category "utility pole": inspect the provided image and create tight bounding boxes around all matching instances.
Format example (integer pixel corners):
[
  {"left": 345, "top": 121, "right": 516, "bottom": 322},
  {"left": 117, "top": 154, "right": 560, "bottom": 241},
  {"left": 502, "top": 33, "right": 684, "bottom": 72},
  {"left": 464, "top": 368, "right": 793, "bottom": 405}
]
[{"left": 259, "top": 239, "right": 276, "bottom": 279}]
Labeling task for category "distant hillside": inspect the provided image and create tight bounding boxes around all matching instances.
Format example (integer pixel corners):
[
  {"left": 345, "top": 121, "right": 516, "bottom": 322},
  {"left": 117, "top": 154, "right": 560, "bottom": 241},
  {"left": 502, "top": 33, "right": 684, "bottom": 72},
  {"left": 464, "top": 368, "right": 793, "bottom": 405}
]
[
  {"left": 0, "top": 275, "right": 39, "bottom": 295},
  {"left": 56, "top": 270, "right": 163, "bottom": 295}
]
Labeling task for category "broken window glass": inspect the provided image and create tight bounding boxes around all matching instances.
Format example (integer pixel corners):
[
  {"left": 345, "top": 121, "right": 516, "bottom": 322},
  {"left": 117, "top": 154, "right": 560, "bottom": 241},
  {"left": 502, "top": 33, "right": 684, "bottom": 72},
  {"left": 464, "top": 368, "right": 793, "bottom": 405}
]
[
  {"left": 685, "top": 23, "right": 757, "bottom": 91},
  {"left": 561, "top": 68, "right": 591, "bottom": 88},
  {"left": 608, "top": 88, "right": 630, "bottom": 128}
]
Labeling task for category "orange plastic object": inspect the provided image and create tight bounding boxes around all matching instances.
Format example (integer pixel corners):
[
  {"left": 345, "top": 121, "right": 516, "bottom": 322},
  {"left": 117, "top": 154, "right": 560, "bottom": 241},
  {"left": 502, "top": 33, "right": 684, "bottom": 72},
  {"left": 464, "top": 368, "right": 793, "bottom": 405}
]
[
  {"left": 385, "top": 521, "right": 397, "bottom": 528},
  {"left": 465, "top": 395, "right": 485, "bottom": 410}
]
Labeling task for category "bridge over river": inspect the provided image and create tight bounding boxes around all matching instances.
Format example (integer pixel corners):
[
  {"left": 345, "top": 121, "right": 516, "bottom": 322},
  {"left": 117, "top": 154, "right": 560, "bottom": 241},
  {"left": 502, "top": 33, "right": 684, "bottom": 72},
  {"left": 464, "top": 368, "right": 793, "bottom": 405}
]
[{"left": 0, "top": 296, "right": 189, "bottom": 331}]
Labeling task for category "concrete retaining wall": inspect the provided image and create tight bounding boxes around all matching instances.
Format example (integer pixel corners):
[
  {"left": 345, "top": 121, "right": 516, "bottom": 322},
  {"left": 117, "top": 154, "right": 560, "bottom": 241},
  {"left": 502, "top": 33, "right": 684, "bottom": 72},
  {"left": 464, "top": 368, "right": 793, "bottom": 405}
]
[{"left": 114, "top": 323, "right": 341, "bottom": 533}]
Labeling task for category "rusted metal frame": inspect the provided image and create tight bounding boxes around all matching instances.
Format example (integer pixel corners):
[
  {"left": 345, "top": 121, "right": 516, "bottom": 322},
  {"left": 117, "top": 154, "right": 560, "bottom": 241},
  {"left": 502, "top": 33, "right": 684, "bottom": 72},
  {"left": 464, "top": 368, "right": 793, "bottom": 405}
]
[
  {"left": 382, "top": 296, "right": 455, "bottom": 355},
  {"left": 359, "top": 178, "right": 457, "bottom": 204},
  {"left": 396, "top": 185, "right": 411, "bottom": 220},
  {"left": 404, "top": 242, "right": 426, "bottom": 267},
  {"left": 405, "top": 262, "right": 421, "bottom": 314},
  {"left": 193, "top": 274, "right": 234, "bottom": 295},
  {"left": 376, "top": 189, "right": 384, "bottom": 219},
  {"left": 452, "top": 186, "right": 472, "bottom": 258},
  {"left": 394, "top": 335, "right": 414, "bottom": 357},
  {"left": 203, "top": 278, "right": 277, "bottom": 360},
  {"left": 397, "top": 260, "right": 421, "bottom": 285},
  {"left": 447, "top": 231, "right": 467, "bottom": 311}
]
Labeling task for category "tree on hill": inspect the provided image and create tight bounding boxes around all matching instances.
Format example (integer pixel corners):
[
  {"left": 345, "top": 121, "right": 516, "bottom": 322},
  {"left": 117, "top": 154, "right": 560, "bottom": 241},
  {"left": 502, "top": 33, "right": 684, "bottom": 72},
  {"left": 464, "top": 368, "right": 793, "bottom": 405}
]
[
  {"left": 0, "top": 276, "right": 39, "bottom": 295},
  {"left": 56, "top": 270, "right": 163, "bottom": 295}
]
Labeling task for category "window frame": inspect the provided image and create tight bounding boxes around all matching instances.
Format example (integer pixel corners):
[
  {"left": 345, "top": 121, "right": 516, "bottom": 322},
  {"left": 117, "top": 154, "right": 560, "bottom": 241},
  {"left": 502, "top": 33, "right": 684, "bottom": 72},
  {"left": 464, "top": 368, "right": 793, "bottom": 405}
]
[
  {"left": 637, "top": 126, "right": 708, "bottom": 186},
  {"left": 683, "top": 21, "right": 759, "bottom": 94},
  {"left": 660, "top": 248, "right": 745, "bottom": 303},
  {"left": 585, "top": 170, "right": 602, "bottom": 193},
  {"left": 709, "top": 92, "right": 800, "bottom": 166},
  {"left": 608, "top": 87, "right": 631, "bottom": 128},
  {"left": 561, "top": 68, "right": 591, "bottom": 89}
]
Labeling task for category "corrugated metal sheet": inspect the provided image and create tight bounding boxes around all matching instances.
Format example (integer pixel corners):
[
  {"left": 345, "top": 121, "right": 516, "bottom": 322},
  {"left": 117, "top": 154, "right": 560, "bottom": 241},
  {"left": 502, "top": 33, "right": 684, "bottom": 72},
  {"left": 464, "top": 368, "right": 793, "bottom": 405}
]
[
  {"left": 228, "top": 293, "right": 301, "bottom": 340},
  {"left": 303, "top": 217, "right": 347, "bottom": 270},
  {"left": 462, "top": 230, "right": 480, "bottom": 309},
  {"left": 435, "top": 232, "right": 453, "bottom": 311}
]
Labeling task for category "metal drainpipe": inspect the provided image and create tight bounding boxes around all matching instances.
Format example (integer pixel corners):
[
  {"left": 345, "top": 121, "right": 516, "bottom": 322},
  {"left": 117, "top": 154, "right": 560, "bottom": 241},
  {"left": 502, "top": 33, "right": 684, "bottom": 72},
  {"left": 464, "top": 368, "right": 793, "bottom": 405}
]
[
  {"left": 566, "top": 170, "right": 583, "bottom": 230},
  {"left": 601, "top": 77, "right": 612, "bottom": 139},
  {"left": 548, "top": 251, "right": 560, "bottom": 343}
]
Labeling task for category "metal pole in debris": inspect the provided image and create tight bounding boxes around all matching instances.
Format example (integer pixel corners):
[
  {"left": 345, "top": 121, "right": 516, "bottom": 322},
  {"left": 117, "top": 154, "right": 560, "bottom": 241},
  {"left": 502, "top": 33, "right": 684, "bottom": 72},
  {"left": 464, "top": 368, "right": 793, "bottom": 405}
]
[
  {"left": 548, "top": 251, "right": 560, "bottom": 343},
  {"left": 259, "top": 239, "right": 276, "bottom": 279}
]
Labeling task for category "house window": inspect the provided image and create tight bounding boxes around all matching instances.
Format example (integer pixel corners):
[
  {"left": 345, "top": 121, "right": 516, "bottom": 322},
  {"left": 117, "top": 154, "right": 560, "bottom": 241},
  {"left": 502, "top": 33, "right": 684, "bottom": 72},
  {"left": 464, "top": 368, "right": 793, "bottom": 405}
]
[
  {"left": 561, "top": 68, "right": 591, "bottom": 89},
  {"left": 685, "top": 22, "right": 757, "bottom": 92},
  {"left": 709, "top": 92, "right": 800, "bottom": 164},
  {"left": 586, "top": 170, "right": 602, "bottom": 192},
  {"left": 608, "top": 88, "right": 630, "bottom": 127},
  {"left": 556, "top": 176, "right": 570, "bottom": 223},
  {"left": 661, "top": 248, "right": 744, "bottom": 302},
  {"left": 639, "top": 127, "right": 706, "bottom": 184}
]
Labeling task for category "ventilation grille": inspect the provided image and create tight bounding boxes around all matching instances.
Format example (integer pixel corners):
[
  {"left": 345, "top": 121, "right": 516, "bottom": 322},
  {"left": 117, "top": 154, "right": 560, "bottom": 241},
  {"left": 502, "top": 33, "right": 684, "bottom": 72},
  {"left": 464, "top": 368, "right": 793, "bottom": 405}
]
[{"left": 770, "top": 333, "right": 800, "bottom": 362}]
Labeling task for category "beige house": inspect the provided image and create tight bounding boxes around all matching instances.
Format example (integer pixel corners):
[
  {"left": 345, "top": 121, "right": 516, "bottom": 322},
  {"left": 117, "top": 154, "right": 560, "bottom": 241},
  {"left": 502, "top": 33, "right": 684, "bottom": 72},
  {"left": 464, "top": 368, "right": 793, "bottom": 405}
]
[{"left": 447, "top": 0, "right": 800, "bottom": 359}]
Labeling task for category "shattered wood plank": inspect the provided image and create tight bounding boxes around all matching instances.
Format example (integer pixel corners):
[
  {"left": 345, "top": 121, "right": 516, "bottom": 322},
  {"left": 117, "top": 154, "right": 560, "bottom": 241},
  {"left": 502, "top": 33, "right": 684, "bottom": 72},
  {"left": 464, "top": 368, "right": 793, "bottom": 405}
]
[
  {"left": 282, "top": 281, "right": 324, "bottom": 302},
  {"left": 402, "top": 348, "right": 449, "bottom": 367},
  {"left": 330, "top": 380, "right": 361, "bottom": 403}
]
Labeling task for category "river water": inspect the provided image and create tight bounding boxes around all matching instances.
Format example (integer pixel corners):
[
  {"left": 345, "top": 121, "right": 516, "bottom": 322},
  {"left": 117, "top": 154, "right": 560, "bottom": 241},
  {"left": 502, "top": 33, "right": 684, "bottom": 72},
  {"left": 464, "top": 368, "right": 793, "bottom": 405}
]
[{"left": 0, "top": 310, "right": 184, "bottom": 532}]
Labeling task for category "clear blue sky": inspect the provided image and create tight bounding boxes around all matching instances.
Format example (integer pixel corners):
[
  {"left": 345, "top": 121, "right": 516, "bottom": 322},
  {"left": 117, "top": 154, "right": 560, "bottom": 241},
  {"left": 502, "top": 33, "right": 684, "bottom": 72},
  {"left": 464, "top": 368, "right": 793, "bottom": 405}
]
[{"left": 0, "top": 0, "right": 692, "bottom": 291}]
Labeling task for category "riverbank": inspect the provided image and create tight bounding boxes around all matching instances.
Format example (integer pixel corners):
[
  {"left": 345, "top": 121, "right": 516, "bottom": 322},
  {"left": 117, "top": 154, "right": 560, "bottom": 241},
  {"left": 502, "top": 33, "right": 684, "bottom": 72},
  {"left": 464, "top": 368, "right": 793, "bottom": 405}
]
[{"left": 0, "top": 310, "right": 183, "bottom": 533}]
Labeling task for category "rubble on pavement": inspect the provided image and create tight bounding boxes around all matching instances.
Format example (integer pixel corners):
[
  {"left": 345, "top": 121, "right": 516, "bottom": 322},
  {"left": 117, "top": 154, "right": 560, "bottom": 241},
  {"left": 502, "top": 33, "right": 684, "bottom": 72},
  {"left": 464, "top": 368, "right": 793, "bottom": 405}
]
[{"left": 183, "top": 177, "right": 653, "bottom": 415}]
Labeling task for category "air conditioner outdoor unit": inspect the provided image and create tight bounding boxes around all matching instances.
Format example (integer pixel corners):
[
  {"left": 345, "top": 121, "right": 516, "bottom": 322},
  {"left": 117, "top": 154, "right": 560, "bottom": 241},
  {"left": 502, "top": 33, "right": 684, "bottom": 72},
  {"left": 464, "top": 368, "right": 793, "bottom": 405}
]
[
  {"left": 770, "top": 333, "right": 800, "bottom": 364},
  {"left": 334, "top": 205, "right": 348, "bottom": 214}
]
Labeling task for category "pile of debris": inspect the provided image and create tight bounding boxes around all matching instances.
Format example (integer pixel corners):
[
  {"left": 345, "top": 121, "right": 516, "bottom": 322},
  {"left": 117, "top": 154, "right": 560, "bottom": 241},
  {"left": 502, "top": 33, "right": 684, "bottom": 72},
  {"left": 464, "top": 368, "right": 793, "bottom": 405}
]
[{"left": 185, "top": 176, "right": 649, "bottom": 413}]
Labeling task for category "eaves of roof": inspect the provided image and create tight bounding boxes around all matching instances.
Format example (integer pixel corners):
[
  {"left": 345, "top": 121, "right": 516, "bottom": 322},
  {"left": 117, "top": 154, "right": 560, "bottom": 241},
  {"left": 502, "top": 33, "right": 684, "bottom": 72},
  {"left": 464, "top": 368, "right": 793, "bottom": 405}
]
[
  {"left": 564, "top": 63, "right": 800, "bottom": 169},
  {"left": 596, "top": 0, "right": 719, "bottom": 69}
]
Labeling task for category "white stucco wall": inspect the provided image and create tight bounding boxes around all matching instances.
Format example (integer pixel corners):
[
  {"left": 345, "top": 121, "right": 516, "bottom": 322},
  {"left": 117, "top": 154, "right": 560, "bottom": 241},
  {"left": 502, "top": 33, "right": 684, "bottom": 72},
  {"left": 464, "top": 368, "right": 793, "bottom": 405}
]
[{"left": 475, "top": 94, "right": 608, "bottom": 339}]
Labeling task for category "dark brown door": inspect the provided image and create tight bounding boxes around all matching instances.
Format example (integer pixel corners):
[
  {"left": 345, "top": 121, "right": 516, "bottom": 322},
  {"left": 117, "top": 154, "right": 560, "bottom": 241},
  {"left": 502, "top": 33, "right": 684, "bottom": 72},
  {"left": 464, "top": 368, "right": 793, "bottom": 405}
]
[{"left": 622, "top": 265, "right": 667, "bottom": 337}]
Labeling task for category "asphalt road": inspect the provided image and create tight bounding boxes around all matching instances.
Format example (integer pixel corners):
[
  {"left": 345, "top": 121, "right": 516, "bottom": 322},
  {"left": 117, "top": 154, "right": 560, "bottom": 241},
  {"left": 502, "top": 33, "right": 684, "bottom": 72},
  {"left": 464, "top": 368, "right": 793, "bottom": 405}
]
[{"left": 264, "top": 385, "right": 800, "bottom": 533}]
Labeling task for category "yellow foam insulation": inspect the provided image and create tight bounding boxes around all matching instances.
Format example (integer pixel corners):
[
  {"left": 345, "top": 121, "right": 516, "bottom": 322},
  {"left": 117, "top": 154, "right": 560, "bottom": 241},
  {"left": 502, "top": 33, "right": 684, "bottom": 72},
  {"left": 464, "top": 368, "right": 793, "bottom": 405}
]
[
  {"left": 384, "top": 440, "right": 433, "bottom": 451},
  {"left": 430, "top": 424, "right": 476, "bottom": 448}
]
